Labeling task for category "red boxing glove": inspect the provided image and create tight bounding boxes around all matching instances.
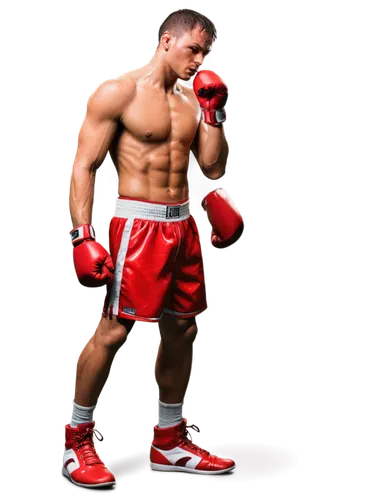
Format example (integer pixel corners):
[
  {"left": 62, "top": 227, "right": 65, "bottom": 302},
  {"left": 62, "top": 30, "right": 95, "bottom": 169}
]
[
  {"left": 193, "top": 70, "right": 228, "bottom": 127},
  {"left": 202, "top": 188, "right": 244, "bottom": 248},
  {"left": 70, "top": 224, "right": 114, "bottom": 287}
]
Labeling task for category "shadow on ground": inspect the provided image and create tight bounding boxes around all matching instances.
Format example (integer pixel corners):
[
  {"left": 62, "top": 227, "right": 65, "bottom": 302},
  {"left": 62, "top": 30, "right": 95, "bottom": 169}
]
[{"left": 109, "top": 443, "right": 295, "bottom": 480}]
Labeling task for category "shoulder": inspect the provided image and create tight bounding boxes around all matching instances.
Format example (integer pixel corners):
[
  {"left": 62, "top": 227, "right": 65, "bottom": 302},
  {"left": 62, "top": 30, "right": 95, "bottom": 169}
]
[{"left": 87, "top": 77, "right": 136, "bottom": 119}]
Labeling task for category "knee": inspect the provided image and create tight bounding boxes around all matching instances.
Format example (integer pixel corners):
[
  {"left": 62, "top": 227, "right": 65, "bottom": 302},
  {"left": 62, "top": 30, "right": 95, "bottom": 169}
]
[
  {"left": 161, "top": 317, "right": 198, "bottom": 345},
  {"left": 182, "top": 323, "right": 198, "bottom": 343},
  {"left": 95, "top": 316, "right": 134, "bottom": 350}
]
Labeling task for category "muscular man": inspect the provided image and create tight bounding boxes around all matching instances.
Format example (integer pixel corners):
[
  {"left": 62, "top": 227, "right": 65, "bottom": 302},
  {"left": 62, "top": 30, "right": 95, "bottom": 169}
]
[{"left": 63, "top": 9, "right": 240, "bottom": 487}]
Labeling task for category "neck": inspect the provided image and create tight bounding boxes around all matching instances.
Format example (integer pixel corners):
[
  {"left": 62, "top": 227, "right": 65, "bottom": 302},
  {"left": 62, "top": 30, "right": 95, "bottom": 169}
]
[{"left": 142, "top": 50, "right": 180, "bottom": 95}]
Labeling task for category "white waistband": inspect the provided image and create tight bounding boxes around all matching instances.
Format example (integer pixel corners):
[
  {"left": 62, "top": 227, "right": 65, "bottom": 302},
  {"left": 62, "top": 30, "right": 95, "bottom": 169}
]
[{"left": 114, "top": 198, "right": 190, "bottom": 221}]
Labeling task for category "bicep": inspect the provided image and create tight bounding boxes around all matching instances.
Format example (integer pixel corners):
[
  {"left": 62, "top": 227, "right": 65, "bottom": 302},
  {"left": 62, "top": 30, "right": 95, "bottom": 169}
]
[
  {"left": 73, "top": 80, "right": 132, "bottom": 171},
  {"left": 74, "top": 110, "right": 118, "bottom": 171}
]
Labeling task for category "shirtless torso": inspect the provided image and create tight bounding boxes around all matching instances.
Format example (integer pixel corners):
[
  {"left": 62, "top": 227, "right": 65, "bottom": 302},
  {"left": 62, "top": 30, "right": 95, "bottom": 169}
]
[{"left": 109, "top": 68, "right": 200, "bottom": 202}]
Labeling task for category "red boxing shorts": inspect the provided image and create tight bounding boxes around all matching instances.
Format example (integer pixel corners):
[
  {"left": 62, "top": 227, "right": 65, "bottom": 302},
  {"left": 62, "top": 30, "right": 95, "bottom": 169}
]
[{"left": 102, "top": 196, "right": 207, "bottom": 322}]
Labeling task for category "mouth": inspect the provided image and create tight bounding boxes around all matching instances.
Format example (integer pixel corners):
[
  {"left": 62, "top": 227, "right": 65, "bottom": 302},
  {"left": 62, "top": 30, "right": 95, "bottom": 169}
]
[{"left": 188, "top": 68, "right": 197, "bottom": 74}]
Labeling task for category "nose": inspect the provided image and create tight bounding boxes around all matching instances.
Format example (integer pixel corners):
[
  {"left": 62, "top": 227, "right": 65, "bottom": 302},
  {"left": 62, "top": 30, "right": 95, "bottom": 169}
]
[{"left": 194, "top": 54, "right": 204, "bottom": 67}]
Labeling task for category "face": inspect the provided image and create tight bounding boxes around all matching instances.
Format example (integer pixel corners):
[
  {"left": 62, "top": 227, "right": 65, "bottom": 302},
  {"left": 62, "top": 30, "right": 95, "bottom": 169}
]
[{"left": 164, "top": 26, "right": 212, "bottom": 80}]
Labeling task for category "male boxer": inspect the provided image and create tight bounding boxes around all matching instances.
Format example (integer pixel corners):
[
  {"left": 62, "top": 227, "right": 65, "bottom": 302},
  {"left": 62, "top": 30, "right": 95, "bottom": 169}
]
[{"left": 64, "top": 9, "right": 243, "bottom": 487}]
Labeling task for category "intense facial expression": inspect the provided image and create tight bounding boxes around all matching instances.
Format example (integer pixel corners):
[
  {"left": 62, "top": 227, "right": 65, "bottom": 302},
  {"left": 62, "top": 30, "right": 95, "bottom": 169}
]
[{"left": 165, "top": 26, "right": 212, "bottom": 80}]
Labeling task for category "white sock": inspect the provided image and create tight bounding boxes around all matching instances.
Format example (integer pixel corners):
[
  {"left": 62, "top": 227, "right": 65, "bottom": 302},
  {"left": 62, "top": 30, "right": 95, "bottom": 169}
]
[
  {"left": 71, "top": 400, "right": 96, "bottom": 428},
  {"left": 158, "top": 399, "right": 183, "bottom": 428}
]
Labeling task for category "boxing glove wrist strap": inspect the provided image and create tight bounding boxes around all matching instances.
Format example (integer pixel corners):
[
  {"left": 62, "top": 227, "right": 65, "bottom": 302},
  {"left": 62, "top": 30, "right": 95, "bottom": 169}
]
[
  {"left": 201, "top": 108, "right": 226, "bottom": 127},
  {"left": 70, "top": 224, "right": 96, "bottom": 246}
]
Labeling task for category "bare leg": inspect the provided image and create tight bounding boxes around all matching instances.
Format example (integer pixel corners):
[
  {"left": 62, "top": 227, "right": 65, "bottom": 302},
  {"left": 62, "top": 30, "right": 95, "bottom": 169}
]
[
  {"left": 74, "top": 315, "right": 135, "bottom": 407},
  {"left": 155, "top": 315, "right": 198, "bottom": 403}
]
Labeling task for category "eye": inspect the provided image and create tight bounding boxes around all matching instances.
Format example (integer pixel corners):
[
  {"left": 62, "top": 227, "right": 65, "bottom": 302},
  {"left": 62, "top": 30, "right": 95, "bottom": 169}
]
[{"left": 190, "top": 47, "right": 199, "bottom": 53}]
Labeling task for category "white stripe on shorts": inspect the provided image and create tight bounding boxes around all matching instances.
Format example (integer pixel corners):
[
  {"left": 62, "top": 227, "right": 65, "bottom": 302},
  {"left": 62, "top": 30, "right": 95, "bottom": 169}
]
[{"left": 109, "top": 218, "right": 134, "bottom": 316}]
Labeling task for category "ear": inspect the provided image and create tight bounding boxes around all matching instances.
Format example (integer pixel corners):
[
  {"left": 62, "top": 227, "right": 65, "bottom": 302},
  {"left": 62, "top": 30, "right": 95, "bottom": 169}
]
[{"left": 160, "top": 31, "right": 173, "bottom": 51}]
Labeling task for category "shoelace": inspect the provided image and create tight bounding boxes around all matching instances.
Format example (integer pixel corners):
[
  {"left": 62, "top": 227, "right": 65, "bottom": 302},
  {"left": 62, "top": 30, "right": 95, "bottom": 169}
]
[
  {"left": 178, "top": 424, "right": 210, "bottom": 455},
  {"left": 74, "top": 427, "right": 104, "bottom": 465}
]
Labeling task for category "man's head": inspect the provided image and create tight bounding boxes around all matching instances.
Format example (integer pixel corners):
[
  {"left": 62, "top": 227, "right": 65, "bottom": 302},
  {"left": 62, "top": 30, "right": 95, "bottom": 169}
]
[{"left": 157, "top": 9, "right": 217, "bottom": 81}]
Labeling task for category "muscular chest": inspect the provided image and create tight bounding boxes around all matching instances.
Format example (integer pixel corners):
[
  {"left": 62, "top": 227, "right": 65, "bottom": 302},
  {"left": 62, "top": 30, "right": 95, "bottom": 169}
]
[{"left": 122, "top": 86, "right": 199, "bottom": 144}]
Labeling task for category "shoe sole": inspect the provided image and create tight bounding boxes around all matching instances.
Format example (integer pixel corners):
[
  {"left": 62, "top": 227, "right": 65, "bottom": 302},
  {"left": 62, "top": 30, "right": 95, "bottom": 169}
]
[
  {"left": 62, "top": 467, "right": 116, "bottom": 488},
  {"left": 150, "top": 463, "right": 236, "bottom": 475}
]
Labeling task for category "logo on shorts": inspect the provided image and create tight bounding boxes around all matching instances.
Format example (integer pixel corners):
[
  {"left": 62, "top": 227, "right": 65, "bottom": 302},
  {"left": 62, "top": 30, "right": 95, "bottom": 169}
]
[
  {"left": 123, "top": 307, "right": 136, "bottom": 315},
  {"left": 166, "top": 206, "right": 181, "bottom": 219}
]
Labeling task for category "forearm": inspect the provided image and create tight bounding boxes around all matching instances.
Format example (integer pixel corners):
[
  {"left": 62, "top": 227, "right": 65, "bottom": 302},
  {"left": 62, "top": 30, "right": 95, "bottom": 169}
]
[
  {"left": 201, "top": 125, "right": 229, "bottom": 178},
  {"left": 69, "top": 165, "right": 96, "bottom": 228}
]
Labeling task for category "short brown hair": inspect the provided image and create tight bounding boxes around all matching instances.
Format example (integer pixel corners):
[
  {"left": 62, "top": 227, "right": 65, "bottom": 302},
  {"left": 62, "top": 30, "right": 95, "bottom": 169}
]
[{"left": 158, "top": 9, "right": 217, "bottom": 45}]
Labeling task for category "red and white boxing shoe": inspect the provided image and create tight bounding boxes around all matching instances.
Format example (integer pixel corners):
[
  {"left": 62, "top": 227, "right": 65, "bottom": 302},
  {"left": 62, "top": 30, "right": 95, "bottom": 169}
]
[
  {"left": 62, "top": 421, "right": 116, "bottom": 488},
  {"left": 150, "top": 418, "right": 235, "bottom": 474}
]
